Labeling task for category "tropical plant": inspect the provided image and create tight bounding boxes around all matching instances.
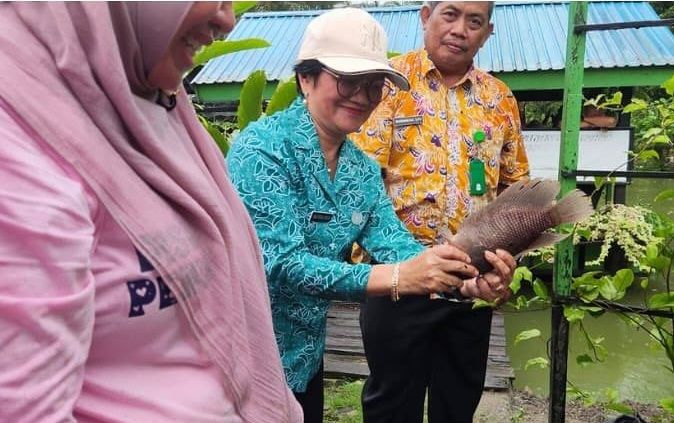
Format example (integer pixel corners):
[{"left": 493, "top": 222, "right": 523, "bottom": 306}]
[
  {"left": 191, "top": 38, "right": 270, "bottom": 69},
  {"left": 186, "top": 1, "right": 297, "bottom": 155},
  {"left": 575, "top": 203, "right": 663, "bottom": 271},
  {"left": 625, "top": 91, "right": 674, "bottom": 170},
  {"left": 506, "top": 74, "right": 674, "bottom": 414},
  {"left": 508, "top": 185, "right": 674, "bottom": 419},
  {"left": 236, "top": 70, "right": 298, "bottom": 131},
  {"left": 523, "top": 101, "right": 563, "bottom": 128}
]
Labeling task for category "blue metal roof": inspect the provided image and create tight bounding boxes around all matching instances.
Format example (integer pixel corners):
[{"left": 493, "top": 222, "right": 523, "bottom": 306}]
[{"left": 192, "top": 2, "right": 674, "bottom": 84}]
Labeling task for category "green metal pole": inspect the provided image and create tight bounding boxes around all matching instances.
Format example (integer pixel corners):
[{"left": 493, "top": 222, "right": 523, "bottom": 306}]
[{"left": 549, "top": 2, "right": 588, "bottom": 423}]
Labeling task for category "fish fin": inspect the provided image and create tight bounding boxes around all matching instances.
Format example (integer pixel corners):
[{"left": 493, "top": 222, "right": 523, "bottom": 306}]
[
  {"left": 515, "top": 232, "right": 569, "bottom": 258},
  {"left": 498, "top": 178, "right": 560, "bottom": 207},
  {"left": 484, "top": 178, "right": 557, "bottom": 206},
  {"left": 458, "top": 178, "right": 558, "bottom": 234},
  {"left": 550, "top": 189, "right": 594, "bottom": 225}
]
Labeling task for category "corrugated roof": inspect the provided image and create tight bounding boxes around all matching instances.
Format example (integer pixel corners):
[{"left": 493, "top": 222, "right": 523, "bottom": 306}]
[{"left": 192, "top": 2, "right": 674, "bottom": 84}]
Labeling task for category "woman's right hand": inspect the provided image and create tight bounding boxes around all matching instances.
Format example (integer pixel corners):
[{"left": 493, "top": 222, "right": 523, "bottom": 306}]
[{"left": 397, "top": 245, "right": 478, "bottom": 296}]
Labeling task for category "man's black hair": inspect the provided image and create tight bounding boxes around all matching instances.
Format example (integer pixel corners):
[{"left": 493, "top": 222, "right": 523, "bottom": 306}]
[{"left": 424, "top": 1, "right": 495, "bottom": 20}]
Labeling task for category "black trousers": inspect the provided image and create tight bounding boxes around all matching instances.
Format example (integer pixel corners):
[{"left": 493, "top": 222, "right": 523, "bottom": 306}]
[
  {"left": 293, "top": 362, "right": 324, "bottom": 423},
  {"left": 360, "top": 295, "right": 492, "bottom": 423}
]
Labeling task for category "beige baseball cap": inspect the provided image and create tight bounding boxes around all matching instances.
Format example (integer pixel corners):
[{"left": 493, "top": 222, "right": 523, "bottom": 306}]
[{"left": 296, "top": 8, "right": 410, "bottom": 91}]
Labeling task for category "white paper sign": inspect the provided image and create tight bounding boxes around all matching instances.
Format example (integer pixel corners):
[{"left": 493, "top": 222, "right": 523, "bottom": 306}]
[{"left": 523, "top": 129, "right": 631, "bottom": 182}]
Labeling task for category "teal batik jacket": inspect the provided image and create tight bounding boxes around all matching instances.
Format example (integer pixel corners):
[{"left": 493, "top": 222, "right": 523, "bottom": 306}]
[{"left": 227, "top": 98, "right": 423, "bottom": 392}]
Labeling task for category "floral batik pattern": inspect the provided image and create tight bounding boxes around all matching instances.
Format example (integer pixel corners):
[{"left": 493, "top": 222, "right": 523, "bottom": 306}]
[
  {"left": 227, "top": 98, "right": 423, "bottom": 392},
  {"left": 352, "top": 49, "right": 530, "bottom": 246}
]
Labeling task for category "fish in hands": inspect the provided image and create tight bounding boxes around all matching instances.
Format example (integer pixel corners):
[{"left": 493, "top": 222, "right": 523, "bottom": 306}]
[{"left": 451, "top": 178, "right": 594, "bottom": 274}]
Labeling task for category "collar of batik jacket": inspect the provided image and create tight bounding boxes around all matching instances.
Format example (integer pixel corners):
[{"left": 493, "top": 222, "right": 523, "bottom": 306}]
[
  {"left": 418, "top": 47, "right": 480, "bottom": 90},
  {"left": 283, "top": 97, "right": 370, "bottom": 204}
]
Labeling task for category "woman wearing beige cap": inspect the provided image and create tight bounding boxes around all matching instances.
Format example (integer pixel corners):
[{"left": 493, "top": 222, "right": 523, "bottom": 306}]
[{"left": 227, "top": 8, "right": 515, "bottom": 422}]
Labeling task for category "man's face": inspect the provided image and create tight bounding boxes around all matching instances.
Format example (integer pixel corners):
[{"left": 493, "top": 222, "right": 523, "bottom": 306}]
[{"left": 421, "top": 2, "right": 493, "bottom": 77}]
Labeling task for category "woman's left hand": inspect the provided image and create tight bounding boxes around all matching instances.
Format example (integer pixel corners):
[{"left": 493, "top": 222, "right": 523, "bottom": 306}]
[{"left": 459, "top": 249, "right": 516, "bottom": 304}]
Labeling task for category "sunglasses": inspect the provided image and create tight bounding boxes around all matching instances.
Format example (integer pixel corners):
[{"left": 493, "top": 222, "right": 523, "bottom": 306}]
[{"left": 322, "top": 68, "right": 392, "bottom": 104}]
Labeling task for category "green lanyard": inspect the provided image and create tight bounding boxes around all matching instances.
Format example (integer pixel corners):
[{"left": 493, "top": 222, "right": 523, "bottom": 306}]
[{"left": 469, "top": 130, "right": 487, "bottom": 196}]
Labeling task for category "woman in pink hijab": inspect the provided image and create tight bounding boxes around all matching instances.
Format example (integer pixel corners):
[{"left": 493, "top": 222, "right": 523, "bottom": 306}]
[{"left": 0, "top": 2, "right": 301, "bottom": 422}]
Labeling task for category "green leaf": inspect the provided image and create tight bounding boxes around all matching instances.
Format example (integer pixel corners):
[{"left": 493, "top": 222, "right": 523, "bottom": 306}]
[
  {"left": 649, "top": 292, "right": 674, "bottom": 309},
  {"left": 660, "top": 397, "right": 674, "bottom": 414},
  {"left": 580, "top": 305, "right": 605, "bottom": 317},
  {"left": 233, "top": 1, "right": 257, "bottom": 17},
  {"left": 602, "top": 91, "right": 623, "bottom": 107},
  {"left": 655, "top": 189, "right": 674, "bottom": 202},
  {"left": 515, "top": 329, "right": 541, "bottom": 345},
  {"left": 573, "top": 272, "right": 603, "bottom": 302},
  {"left": 576, "top": 228, "right": 592, "bottom": 240},
  {"left": 651, "top": 134, "right": 672, "bottom": 146},
  {"left": 637, "top": 149, "right": 660, "bottom": 162},
  {"left": 564, "top": 306, "right": 586, "bottom": 323},
  {"left": 472, "top": 299, "right": 496, "bottom": 309},
  {"left": 606, "top": 402, "right": 634, "bottom": 415},
  {"left": 533, "top": 279, "right": 549, "bottom": 300},
  {"left": 198, "top": 115, "right": 230, "bottom": 156},
  {"left": 510, "top": 266, "right": 533, "bottom": 295},
  {"left": 594, "top": 343, "right": 609, "bottom": 362},
  {"left": 593, "top": 176, "right": 606, "bottom": 190},
  {"left": 598, "top": 280, "right": 618, "bottom": 301},
  {"left": 524, "top": 357, "right": 549, "bottom": 370},
  {"left": 509, "top": 277, "right": 521, "bottom": 295},
  {"left": 623, "top": 99, "right": 647, "bottom": 113},
  {"left": 584, "top": 94, "right": 604, "bottom": 107},
  {"left": 661, "top": 73, "right": 674, "bottom": 95},
  {"left": 642, "top": 127, "right": 664, "bottom": 139},
  {"left": 651, "top": 256, "right": 670, "bottom": 272},
  {"left": 645, "top": 243, "right": 659, "bottom": 261},
  {"left": 237, "top": 69, "right": 267, "bottom": 130},
  {"left": 192, "top": 38, "right": 270, "bottom": 67},
  {"left": 387, "top": 51, "right": 401, "bottom": 58},
  {"left": 516, "top": 266, "right": 533, "bottom": 282},
  {"left": 639, "top": 277, "right": 649, "bottom": 289},
  {"left": 576, "top": 354, "right": 594, "bottom": 367},
  {"left": 604, "top": 387, "right": 619, "bottom": 403},
  {"left": 577, "top": 286, "right": 600, "bottom": 302},
  {"left": 573, "top": 271, "right": 603, "bottom": 286},
  {"left": 612, "top": 269, "right": 634, "bottom": 293},
  {"left": 265, "top": 78, "right": 298, "bottom": 116}
]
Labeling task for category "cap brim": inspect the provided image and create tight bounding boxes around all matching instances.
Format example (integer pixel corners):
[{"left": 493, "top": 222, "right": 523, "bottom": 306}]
[{"left": 317, "top": 57, "right": 410, "bottom": 91}]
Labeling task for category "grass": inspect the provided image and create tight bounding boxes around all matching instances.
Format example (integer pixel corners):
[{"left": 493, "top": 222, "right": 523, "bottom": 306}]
[
  {"left": 324, "top": 378, "right": 431, "bottom": 423},
  {"left": 324, "top": 379, "right": 364, "bottom": 423}
]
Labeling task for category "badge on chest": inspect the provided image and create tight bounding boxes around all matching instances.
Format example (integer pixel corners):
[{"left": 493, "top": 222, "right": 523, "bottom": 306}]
[
  {"left": 393, "top": 115, "right": 423, "bottom": 128},
  {"left": 310, "top": 211, "right": 334, "bottom": 223}
]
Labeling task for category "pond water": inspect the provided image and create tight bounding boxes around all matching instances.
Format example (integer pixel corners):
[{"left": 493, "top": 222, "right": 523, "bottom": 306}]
[{"left": 505, "top": 178, "right": 674, "bottom": 403}]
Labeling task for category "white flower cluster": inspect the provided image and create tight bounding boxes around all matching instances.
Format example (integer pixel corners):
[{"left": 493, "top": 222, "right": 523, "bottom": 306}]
[{"left": 575, "top": 204, "right": 662, "bottom": 271}]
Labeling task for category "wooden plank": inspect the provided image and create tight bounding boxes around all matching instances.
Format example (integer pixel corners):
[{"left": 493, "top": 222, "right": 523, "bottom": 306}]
[
  {"left": 324, "top": 302, "right": 514, "bottom": 390},
  {"left": 324, "top": 353, "right": 369, "bottom": 378}
]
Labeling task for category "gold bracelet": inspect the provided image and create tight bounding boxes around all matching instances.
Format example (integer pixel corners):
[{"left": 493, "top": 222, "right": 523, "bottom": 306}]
[{"left": 390, "top": 263, "right": 400, "bottom": 302}]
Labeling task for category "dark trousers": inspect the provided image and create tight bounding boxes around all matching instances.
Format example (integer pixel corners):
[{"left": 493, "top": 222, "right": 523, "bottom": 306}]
[
  {"left": 360, "top": 295, "right": 492, "bottom": 423},
  {"left": 293, "top": 362, "right": 324, "bottom": 423}
]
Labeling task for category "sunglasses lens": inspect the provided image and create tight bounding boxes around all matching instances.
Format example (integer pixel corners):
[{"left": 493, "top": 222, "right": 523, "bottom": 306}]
[
  {"left": 331, "top": 70, "right": 391, "bottom": 104},
  {"left": 337, "top": 79, "right": 359, "bottom": 98},
  {"left": 367, "top": 81, "right": 390, "bottom": 103}
]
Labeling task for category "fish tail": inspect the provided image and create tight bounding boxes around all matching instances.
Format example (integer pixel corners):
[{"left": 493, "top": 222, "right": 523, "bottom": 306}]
[{"left": 550, "top": 190, "right": 594, "bottom": 225}]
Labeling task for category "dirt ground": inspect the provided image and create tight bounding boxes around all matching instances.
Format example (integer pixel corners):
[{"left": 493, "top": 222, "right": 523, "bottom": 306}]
[{"left": 474, "top": 390, "right": 668, "bottom": 423}]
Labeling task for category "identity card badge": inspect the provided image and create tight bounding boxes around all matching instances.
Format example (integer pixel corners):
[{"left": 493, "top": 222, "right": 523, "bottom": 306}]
[
  {"left": 310, "top": 211, "right": 334, "bottom": 223},
  {"left": 469, "top": 130, "right": 487, "bottom": 196}
]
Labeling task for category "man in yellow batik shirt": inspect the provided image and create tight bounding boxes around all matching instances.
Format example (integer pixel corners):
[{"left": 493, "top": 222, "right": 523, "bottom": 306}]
[{"left": 351, "top": 2, "right": 529, "bottom": 422}]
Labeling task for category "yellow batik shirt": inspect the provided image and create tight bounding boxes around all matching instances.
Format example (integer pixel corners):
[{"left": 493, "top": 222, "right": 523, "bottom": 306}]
[{"left": 351, "top": 49, "right": 529, "bottom": 246}]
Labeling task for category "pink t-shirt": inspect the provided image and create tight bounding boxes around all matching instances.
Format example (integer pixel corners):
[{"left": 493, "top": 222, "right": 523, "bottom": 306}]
[{"left": 0, "top": 104, "right": 241, "bottom": 422}]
